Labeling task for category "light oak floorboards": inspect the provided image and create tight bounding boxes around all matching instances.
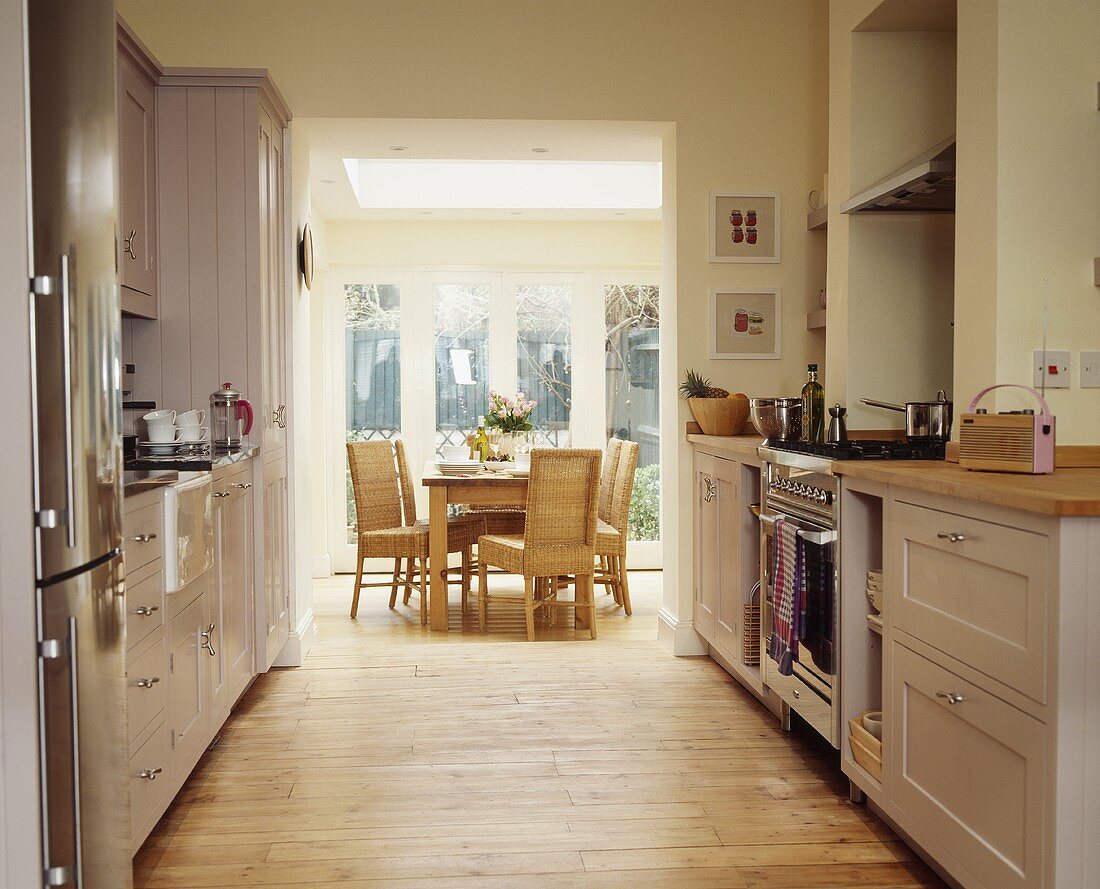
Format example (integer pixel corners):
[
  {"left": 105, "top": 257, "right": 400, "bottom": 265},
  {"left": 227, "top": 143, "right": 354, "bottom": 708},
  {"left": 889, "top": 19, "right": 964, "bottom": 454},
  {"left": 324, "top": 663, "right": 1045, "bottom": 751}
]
[{"left": 133, "top": 572, "right": 944, "bottom": 889}]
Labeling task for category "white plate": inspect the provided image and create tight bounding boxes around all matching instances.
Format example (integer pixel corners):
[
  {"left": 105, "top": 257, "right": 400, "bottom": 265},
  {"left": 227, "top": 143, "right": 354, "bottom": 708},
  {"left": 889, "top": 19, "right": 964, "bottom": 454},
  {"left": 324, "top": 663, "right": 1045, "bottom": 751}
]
[{"left": 505, "top": 468, "right": 530, "bottom": 477}]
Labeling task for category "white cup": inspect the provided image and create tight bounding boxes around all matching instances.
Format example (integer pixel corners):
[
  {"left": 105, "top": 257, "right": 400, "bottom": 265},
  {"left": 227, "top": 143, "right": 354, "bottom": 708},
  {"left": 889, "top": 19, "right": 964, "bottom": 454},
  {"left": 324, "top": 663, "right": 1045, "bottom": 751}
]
[
  {"left": 177, "top": 409, "right": 206, "bottom": 427},
  {"left": 147, "top": 425, "right": 184, "bottom": 444},
  {"left": 143, "top": 409, "right": 176, "bottom": 428},
  {"left": 177, "top": 425, "right": 207, "bottom": 443},
  {"left": 440, "top": 445, "right": 469, "bottom": 461}
]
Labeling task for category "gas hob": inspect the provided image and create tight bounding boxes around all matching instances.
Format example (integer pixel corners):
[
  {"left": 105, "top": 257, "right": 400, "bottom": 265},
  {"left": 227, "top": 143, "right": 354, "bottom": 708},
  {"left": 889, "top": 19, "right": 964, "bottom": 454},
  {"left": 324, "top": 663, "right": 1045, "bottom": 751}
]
[{"left": 763, "top": 438, "right": 946, "bottom": 461}]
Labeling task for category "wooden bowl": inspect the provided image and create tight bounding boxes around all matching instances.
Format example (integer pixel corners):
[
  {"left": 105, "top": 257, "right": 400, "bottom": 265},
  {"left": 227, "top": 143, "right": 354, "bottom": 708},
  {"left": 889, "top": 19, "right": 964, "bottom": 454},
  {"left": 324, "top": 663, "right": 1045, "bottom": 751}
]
[{"left": 688, "top": 396, "right": 750, "bottom": 436}]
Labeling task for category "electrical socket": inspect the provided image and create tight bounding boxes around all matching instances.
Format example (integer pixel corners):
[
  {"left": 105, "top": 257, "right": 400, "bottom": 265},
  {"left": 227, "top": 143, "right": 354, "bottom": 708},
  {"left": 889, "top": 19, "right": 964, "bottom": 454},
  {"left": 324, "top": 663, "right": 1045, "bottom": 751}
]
[
  {"left": 1081, "top": 351, "right": 1100, "bottom": 388},
  {"left": 1033, "top": 350, "right": 1070, "bottom": 389}
]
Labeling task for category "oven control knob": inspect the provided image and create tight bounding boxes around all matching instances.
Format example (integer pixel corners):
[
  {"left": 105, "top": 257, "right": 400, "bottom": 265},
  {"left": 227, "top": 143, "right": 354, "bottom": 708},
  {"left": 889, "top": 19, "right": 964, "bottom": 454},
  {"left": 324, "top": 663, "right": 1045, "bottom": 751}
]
[{"left": 816, "top": 490, "right": 828, "bottom": 503}]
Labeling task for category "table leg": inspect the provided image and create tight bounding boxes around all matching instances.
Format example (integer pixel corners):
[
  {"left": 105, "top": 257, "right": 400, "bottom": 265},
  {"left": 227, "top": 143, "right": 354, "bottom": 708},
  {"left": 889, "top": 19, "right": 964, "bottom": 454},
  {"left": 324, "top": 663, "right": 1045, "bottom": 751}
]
[{"left": 429, "top": 486, "right": 449, "bottom": 632}]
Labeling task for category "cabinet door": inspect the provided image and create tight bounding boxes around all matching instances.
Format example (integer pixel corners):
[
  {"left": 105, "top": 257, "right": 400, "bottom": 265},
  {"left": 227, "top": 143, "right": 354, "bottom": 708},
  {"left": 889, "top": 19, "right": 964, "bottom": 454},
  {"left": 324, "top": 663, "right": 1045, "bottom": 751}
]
[
  {"left": 205, "top": 541, "right": 229, "bottom": 730},
  {"left": 889, "top": 642, "right": 1047, "bottom": 889},
  {"left": 262, "top": 454, "right": 290, "bottom": 667},
  {"left": 216, "top": 474, "right": 255, "bottom": 703},
  {"left": 258, "top": 106, "right": 287, "bottom": 452},
  {"left": 712, "top": 459, "right": 741, "bottom": 658},
  {"left": 168, "top": 589, "right": 209, "bottom": 781},
  {"left": 117, "top": 50, "right": 158, "bottom": 316},
  {"left": 694, "top": 454, "right": 720, "bottom": 640}
]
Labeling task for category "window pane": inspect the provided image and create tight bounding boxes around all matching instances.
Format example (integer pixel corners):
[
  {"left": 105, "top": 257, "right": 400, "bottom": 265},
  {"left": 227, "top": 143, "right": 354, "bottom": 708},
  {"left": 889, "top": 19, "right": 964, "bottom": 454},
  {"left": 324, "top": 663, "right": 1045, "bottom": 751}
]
[
  {"left": 345, "top": 283, "right": 401, "bottom": 543},
  {"left": 605, "top": 284, "right": 660, "bottom": 541},
  {"left": 434, "top": 283, "right": 490, "bottom": 456},
  {"left": 516, "top": 284, "right": 571, "bottom": 444}
]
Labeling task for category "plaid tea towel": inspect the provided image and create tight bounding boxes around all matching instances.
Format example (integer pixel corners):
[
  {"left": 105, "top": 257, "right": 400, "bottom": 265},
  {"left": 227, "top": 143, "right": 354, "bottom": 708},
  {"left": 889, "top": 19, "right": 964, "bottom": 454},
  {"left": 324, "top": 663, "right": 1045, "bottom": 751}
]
[{"left": 767, "top": 518, "right": 800, "bottom": 676}]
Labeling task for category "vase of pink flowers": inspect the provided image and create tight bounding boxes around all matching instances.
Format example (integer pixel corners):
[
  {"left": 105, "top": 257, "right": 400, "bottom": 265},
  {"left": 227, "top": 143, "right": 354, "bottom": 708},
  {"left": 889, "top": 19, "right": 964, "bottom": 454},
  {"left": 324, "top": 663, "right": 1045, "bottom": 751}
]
[{"left": 485, "top": 390, "right": 536, "bottom": 458}]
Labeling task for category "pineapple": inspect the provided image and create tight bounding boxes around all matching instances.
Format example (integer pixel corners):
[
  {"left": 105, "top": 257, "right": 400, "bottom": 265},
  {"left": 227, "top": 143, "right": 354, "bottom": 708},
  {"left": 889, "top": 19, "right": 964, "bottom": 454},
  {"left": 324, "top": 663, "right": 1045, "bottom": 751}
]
[{"left": 679, "top": 368, "right": 730, "bottom": 399}]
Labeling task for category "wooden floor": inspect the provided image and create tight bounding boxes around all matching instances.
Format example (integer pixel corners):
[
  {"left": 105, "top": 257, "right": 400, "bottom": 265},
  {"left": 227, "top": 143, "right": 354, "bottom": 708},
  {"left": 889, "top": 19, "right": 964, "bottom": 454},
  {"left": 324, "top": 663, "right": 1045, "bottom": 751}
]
[{"left": 133, "top": 572, "right": 946, "bottom": 888}]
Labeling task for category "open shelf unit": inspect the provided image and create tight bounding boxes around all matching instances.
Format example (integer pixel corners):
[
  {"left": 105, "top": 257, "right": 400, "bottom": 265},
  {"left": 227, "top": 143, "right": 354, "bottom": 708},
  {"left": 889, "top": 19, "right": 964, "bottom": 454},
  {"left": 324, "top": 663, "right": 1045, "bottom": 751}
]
[{"left": 839, "top": 477, "right": 886, "bottom": 801}]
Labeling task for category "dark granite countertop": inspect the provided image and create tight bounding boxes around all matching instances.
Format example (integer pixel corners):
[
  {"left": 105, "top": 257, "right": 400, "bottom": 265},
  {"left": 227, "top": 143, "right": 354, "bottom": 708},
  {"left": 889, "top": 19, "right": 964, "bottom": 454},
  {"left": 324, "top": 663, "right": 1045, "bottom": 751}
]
[
  {"left": 125, "top": 445, "right": 260, "bottom": 473},
  {"left": 123, "top": 470, "right": 178, "bottom": 497}
]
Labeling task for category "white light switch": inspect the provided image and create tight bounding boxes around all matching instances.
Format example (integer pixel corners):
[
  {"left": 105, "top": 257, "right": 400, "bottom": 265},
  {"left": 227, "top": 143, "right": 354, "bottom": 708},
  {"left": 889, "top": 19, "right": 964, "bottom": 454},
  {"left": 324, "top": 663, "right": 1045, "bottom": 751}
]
[
  {"left": 1081, "top": 351, "right": 1100, "bottom": 388},
  {"left": 1033, "top": 350, "right": 1071, "bottom": 389}
]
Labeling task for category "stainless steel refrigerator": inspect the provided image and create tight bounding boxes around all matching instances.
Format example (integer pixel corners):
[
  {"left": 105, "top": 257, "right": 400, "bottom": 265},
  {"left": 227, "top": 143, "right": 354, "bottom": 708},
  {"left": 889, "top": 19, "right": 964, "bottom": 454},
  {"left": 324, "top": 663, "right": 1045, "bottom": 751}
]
[{"left": 28, "top": 0, "right": 131, "bottom": 885}]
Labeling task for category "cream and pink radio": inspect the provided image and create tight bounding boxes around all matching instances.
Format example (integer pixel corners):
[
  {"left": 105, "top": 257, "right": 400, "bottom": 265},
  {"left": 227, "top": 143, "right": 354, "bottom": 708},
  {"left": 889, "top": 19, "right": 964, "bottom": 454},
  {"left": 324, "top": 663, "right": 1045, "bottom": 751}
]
[{"left": 958, "top": 384, "right": 1056, "bottom": 475}]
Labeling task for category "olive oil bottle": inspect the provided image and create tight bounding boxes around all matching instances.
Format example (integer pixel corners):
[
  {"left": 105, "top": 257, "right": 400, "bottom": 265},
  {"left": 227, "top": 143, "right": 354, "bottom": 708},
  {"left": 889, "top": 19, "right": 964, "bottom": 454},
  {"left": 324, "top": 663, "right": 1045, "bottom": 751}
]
[{"left": 801, "top": 363, "right": 825, "bottom": 444}]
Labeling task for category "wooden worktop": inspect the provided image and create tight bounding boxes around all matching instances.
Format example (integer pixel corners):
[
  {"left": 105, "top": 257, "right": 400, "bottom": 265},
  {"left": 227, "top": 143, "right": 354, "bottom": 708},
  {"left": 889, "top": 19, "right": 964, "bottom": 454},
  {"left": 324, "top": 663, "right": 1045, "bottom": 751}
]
[
  {"left": 833, "top": 460, "right": 1100, "bottom": 517},
  {"left": 686, "top": 433, "right": 765, "bottom": 460},
  {"left": 686, "top": 433, "right": 1100, "bottom": 516}
]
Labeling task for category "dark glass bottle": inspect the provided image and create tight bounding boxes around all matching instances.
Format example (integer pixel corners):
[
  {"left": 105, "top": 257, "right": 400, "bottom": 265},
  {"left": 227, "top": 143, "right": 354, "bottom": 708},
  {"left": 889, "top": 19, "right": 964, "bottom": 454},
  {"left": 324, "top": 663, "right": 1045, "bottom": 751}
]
[{"left": 801, "top": 363, "right": 825, "bottom": 444}]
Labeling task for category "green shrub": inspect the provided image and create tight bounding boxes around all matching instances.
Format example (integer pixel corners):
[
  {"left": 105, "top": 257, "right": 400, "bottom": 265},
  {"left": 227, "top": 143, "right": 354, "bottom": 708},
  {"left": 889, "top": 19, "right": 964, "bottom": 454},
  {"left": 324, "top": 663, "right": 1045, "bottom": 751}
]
[{"left": 628, "top": 463, "right": 660, "bottom": 541}]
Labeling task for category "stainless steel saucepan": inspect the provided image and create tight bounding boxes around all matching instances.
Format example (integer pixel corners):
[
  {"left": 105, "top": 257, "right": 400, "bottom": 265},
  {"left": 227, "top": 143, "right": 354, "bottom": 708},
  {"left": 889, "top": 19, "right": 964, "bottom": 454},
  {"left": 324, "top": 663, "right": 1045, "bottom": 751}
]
[{"left": 860, "top": 389, "right": 952, "bottom": 441}]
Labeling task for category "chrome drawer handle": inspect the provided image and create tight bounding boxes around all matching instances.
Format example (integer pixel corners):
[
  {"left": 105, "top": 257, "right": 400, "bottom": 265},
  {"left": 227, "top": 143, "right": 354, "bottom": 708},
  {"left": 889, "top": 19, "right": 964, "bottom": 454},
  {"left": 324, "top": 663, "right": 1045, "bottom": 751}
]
[
  {"left": 232, "top": 482, "right": 252, "bottom": 489},
  {"left": 703, "top": 476, "right": 717, "bottom": 502},
  {"left": 936, "top": 691, "right": 965, "bottom": 705},
  {"left": 212, "top": 491, "right": 230, "bottom": 499},
  {"left": 937, "top": 532, "right": 967, "bottom": 543},
  {"left": 128, "top": 533, "right": 157, "bottom": 543},
  {"left": 138, "top": 767, "right": 162, "bottom": 781},
  {"left": 200, "top": 623, "right": 217, "bottom": 657},
  {"left": 134, "top": 605, "right": 159, "bottom": 616},
  {"left": 135, "top": 677, "right": 160, "bottom": 689}
]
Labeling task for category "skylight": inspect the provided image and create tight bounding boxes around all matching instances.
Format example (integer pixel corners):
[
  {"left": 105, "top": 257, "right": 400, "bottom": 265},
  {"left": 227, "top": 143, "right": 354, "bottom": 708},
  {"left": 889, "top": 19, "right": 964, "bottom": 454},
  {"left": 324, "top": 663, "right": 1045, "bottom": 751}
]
[{"left": 342, "top": 159, "right": 662, "bottom": 210}]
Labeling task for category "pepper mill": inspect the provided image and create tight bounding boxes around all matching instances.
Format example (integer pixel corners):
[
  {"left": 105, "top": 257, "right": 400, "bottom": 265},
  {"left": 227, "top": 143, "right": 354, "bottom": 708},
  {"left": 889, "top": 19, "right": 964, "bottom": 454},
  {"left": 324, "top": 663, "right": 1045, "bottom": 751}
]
[{"left": 827, "top": 403, "right": 848, "bottom": 444}]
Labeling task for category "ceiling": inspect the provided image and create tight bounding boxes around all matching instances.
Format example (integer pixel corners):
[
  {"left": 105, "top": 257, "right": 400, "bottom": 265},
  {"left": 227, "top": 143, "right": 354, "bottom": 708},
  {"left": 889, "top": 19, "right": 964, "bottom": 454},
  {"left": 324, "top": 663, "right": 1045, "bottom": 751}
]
[{"left": 300, "top": 118, "right": 667, "bottom": 222}]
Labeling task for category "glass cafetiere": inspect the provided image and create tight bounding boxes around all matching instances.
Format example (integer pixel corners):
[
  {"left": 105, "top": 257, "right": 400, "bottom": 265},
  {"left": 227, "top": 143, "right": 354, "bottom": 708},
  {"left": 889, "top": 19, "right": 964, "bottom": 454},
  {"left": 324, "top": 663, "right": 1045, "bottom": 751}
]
[{"left": 210, "top": 382, "right": 254, "bottom": 451}]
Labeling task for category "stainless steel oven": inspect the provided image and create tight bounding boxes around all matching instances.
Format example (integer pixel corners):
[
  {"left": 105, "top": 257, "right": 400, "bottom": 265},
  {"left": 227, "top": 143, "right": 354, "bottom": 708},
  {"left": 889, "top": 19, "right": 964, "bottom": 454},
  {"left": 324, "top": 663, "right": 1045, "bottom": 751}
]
[{"left": 758, "top": 448, "right": 840, "bottom": 747}]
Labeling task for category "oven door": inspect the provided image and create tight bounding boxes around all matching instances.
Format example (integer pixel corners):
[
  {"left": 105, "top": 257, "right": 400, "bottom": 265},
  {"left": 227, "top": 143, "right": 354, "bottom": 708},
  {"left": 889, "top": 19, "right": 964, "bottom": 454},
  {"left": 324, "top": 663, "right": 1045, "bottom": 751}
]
[{"left": 759, "top": 509, "right": 839, "bottom": 747}]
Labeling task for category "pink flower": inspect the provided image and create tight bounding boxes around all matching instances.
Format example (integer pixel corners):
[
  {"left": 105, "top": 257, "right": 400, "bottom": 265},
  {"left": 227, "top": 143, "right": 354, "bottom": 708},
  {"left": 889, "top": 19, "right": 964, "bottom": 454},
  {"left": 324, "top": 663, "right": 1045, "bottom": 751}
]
[
  {"left": 513, "top": 406, "right": 524, "bottom": 417},
  {"left": 516, "top": 392, "right": 524, "bottom": 401}
]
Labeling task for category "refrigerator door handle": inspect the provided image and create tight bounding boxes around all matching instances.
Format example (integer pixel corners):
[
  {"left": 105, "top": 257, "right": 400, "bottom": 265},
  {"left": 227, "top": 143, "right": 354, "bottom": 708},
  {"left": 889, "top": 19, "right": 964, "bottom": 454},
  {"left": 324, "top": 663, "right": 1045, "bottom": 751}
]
[
  {"left": 29, "top": 255, "right": 77, "bottom": 548},
  {"left": 38, "top": 616, "right": 84, "bottom": 888},
  {"left": 59, "top": 255, "right": 76, "bottom": 549}
]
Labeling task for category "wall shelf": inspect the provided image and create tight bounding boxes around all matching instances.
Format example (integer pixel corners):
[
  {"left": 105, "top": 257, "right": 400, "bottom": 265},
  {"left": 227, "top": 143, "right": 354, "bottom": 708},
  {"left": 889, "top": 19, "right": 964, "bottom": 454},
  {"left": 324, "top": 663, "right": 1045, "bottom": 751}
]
[
  {"left": 807, "top": 205, "right": 828, "bottom": 231},
  {"left": 807, "top": 309, "right": 827, "bottom": 330}
]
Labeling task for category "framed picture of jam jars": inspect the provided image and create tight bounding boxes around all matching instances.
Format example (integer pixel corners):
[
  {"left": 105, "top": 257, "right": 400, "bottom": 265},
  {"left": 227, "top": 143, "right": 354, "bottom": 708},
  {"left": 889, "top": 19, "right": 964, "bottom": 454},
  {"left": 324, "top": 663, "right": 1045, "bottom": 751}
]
[
  {"left": 709, "top": 192, "right": 781, "bottom": 263},
  {"left": 710, "top": 288, "right": 782, "bottom": 359}
]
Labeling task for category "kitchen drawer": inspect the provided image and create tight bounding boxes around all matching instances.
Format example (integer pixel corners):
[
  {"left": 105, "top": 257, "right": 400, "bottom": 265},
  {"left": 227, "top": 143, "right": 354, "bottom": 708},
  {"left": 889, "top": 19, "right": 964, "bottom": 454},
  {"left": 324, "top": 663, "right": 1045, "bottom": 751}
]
[
  {"left": 126, "top": 561, "right": 166, "bottom": 651},
  {"left": 890, "top": 642, "right": 1047, "bottom": 889},
  {"left": 123, "top": 499, "right": 164, "bottom": 573},
  {"left": 128, "top": 720, "right": 170, "bottom": 851},
  {"left": 765, "top": 667, "right": 836, "bottom": 746},
  {"left": 889, "top": 499, "right": 1050, "bottom": 703},
  {"left": 127, "top": 632, "right": 167, "bottom": 748}
]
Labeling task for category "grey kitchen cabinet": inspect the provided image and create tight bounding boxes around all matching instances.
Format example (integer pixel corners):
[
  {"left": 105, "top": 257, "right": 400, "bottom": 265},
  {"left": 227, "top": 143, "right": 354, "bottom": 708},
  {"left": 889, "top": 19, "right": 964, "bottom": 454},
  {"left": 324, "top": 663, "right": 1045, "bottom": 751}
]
[
  {"left": 213, "top": 463, "right": 256, "bottom": 717},
  {"left": 116, "top": 25, "right": 159, "bottom": 318},
  {"left": 262, "top": 452, "right": 291, "bottom": 668},
  {"left": 167, "top": 583, "right": 211, "bottom": 785}
]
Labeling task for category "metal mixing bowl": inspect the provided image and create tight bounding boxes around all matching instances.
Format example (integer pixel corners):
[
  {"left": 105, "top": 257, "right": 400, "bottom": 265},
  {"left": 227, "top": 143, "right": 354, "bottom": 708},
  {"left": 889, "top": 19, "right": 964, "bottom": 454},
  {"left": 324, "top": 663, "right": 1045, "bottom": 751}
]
[{"left": 749, "top": 397, "right": 803, "bottom": 441}]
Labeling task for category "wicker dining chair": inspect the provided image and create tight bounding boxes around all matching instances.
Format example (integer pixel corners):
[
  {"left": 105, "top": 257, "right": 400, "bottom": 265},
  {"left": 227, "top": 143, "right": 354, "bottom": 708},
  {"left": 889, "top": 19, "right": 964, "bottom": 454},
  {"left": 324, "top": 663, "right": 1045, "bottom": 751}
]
[
  {"left": 594, "top": 440, "right": 639, "bottom": 615},
  {"left": 347, "top": 440, "right": 480, "bottom": 623},
  {"left": 595, "top": 438, "right": 623, "bottom": 596},
  {"left": 477, "top": 449, "right": 602, "bottom": 641}
]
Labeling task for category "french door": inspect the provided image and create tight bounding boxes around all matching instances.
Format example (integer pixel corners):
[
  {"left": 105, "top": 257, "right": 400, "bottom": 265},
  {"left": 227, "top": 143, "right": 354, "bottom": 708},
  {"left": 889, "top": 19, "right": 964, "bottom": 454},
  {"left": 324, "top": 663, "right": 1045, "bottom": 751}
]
[{"left": 328, "top": 269, "right": 660, "bottom": 573}]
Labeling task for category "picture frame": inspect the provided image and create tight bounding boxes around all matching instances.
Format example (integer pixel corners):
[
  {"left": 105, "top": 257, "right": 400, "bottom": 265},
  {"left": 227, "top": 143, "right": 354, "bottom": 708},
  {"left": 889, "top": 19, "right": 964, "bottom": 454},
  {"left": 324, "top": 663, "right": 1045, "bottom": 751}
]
[
  {"left": 710, "top": 288, "right": 782, "bottom": 359},
  {"left": 709, "top": 191, "right": 781, "bottom": 263}
]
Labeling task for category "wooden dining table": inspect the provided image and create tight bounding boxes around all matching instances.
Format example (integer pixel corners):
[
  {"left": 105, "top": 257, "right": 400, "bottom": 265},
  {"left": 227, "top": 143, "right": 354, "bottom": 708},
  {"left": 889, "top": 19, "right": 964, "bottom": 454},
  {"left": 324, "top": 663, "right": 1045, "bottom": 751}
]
[{"left": 421, "top": 462, "right": 528, "bottom": 632}]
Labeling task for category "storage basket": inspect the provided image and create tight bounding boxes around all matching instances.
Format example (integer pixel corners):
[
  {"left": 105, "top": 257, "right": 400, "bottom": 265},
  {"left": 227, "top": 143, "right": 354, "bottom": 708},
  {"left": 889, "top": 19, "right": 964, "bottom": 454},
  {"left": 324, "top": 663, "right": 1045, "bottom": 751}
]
[
  {"left": 848, "top": 715, "right": 883, "bottom": 782},
  {"left": 742, "top": 582, "right": 761, "bottom": 667}
]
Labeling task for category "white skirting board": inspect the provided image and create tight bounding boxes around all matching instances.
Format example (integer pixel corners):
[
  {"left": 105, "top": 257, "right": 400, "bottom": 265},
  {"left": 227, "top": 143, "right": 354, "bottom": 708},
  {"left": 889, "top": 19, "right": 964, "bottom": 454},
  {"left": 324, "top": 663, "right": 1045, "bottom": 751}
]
[
  {"left": 657, "top": 607, "right": 709, "bottom": 656},
  {"left": 272, "top": 608, "right": 319, "bottom": 667}
]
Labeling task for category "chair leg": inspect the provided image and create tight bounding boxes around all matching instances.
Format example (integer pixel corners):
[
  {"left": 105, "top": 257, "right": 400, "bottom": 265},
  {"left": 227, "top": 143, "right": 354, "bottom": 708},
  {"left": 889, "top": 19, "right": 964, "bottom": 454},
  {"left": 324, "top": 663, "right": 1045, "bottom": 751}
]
[
  {"left": 350, "top": 549, "right": 364, "bottom": 619},
  {"left": 403, "top": 557, "right": 415, "bottom": 605},
  {"left": 478, "top": 560, "right": 488, "bottom": 631},
  {"left": 580, "top": 573, "right": 597, "bottom": 639},
  {"left": 461, "top": 547, "right": 471, "bottom": 614},
  {"left": 418, "top": 557, "right": 428, "bottom": 626},
  {"left": 388, "top": 558, "right": 400, "bottom": 609},
  {"left": 617, "top": 555, "right": 632, "bottom": 616},
  {"left": 524, "top": 576, "right": 536, "bottom": 641},
  {"left": 600, "top": 555, "right": 615, "bottom": 596}
]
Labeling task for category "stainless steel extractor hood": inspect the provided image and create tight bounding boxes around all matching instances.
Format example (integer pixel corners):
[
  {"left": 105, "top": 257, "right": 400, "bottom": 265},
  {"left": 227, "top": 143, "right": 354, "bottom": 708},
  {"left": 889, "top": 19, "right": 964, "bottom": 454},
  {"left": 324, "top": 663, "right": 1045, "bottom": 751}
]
[{"left": 840, "top": 135, "right": 955, "bottom": 214}]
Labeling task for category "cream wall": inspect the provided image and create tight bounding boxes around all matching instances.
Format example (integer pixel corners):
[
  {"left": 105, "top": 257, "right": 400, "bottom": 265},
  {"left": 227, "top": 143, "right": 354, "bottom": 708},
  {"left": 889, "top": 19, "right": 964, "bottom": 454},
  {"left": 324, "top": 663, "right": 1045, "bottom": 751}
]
[
  {"left": 955, "top": 1, "right": 1100, "bottom": 441},
  {"left": 118, "top": 0, "right": 830, "bottom": 649},
  {"left": 325, "top": 219, "right": 661, "bottom": 270},
  {"left": 826, "top": 6, "right": 958, "bottom": 430}
]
